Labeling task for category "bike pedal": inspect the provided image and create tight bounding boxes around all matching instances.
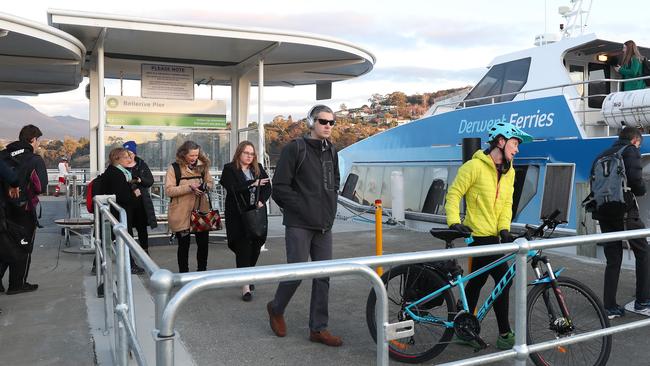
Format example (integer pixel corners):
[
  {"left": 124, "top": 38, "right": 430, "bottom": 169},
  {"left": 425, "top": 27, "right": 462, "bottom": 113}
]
[{"left": 474, "top": 338, "right": 488, "bottom": 352}]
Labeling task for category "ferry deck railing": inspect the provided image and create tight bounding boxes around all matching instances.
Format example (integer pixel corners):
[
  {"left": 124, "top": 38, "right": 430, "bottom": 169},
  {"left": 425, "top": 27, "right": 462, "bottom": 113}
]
[
  {"left": 430, "top": 75, "right": 650, "bottom": 117},
  {"left": 93, "top": 196, "right": 650, "bottom": 366}
]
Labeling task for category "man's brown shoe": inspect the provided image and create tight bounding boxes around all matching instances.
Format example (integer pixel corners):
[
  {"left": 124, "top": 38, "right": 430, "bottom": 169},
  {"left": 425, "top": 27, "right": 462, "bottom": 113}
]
[
  {"left": 267, "top": 301, "right": 286, "bottom": 337},
  {"left": 309, "top": 330, "right": 343, "bottom": 347}
]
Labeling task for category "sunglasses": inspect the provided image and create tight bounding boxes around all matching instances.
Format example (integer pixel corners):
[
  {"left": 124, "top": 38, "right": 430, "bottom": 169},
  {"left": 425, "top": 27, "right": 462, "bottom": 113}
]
[{"left": 316, "top": 118, "right": 336, "bottom": 126}]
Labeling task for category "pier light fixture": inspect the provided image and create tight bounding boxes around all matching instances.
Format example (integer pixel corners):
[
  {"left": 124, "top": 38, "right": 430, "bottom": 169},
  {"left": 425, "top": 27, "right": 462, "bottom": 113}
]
[{"left": 597, "top": 54, "right": 608, "bottom": 62}]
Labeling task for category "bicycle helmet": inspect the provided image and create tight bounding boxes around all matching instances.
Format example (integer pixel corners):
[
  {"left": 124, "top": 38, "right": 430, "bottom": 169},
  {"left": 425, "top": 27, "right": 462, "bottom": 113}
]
[{"left": 488, "top": 122, "right": 533, "bottom": 143}]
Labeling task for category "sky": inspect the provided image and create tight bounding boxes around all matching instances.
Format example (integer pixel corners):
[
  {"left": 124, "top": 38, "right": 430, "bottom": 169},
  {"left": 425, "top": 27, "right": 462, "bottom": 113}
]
[{"left": 3, "top": 0, "right": 650, "bottom": 122}]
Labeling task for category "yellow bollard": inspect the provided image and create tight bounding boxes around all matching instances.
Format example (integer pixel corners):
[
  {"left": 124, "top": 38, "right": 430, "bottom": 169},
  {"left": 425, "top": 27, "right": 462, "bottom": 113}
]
[{"left": 375, "top": 199, "right": 383, "bottom": 276}]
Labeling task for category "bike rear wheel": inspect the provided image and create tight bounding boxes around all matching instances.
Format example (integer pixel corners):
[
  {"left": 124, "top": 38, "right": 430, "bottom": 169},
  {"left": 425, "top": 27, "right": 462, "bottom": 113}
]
[
  {"left": 366, "top": 264, "right": 455, "bottom": 363},
  {"left": 527, "top": 276, "right": 612, "bottom": 366}
]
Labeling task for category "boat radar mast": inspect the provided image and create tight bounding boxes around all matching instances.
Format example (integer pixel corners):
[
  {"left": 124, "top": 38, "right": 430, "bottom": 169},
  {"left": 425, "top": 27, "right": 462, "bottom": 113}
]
[{"left": 534, "top": 0, "right": 593, "bottom": 46}]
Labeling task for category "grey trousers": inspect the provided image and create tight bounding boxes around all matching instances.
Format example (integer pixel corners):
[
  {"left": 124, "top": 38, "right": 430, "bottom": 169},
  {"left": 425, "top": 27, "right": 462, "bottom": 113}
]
[{"left": 271, "top": 226, "right": 333, "bottom": 331}]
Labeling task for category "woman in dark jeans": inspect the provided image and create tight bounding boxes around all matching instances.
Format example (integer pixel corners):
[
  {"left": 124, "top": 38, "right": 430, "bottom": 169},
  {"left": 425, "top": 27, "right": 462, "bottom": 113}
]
[
  {"left": 164, "top": 141, "right": 214, "bottom": 273},
  {"left": 220, "top": 141, "right": 271, "bottom": 301}
]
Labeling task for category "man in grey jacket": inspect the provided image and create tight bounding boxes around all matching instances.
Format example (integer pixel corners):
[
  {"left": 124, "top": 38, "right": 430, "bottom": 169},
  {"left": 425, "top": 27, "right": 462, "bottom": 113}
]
[{"left": 267, "top": 104, "right": 342, "bottom": 347}]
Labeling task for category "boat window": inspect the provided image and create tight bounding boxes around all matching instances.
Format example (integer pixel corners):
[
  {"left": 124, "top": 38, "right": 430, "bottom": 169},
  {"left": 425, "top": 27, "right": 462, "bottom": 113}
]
[
  {"left": 349, "top": 165, "right": 369, "bottom": 204},
  {"left": 350, "top": 164, "right": 453, "bottom": 214},
  {"left": 446, "top": 165, "right": 465, "bottom": 215},
  {"left": 420, "top": 167, "right": 450, "bottom": 215},
  {"left": 364, "top": 166, "right": 384, "bottom": 206},
  {"left": 380, "top": 166, "right": 396, "bottom": 207},
  {"left": 512, "top": 165, "right": 539, "bottom": 219},
  {"left": 403, "top": 167, "right": 426, "bottom": 211},
  {"left": 569, "top": 65, "right": 585, "bottom": 97},
  {"left": 587, "top": 63, "right": 610, "bottom": 109},
  {"left": 464, "top": 58, "right": 531, "bottom": 107}
]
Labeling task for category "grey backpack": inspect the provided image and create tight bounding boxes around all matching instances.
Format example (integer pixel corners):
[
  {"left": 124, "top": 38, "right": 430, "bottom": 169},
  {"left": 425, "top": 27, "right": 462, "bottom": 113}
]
[{"left": 588, "top": 145, "right": 630, "bottom": 218}]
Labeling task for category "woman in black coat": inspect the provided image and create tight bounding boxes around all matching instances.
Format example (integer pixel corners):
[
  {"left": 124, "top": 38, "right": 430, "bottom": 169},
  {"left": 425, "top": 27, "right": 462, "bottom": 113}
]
[
  {"left": 220, "top": 141, "right": 271, "bottom": 301},
  {"left": 123, "top": 144, "right": 158, "bottom": 254},
  {"left": 103, "top": 147, "right": 143, "bottom": 274}
]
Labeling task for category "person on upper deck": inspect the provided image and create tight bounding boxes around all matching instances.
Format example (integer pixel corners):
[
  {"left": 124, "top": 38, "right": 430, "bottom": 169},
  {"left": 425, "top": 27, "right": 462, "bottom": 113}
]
[
  {"left": 445, "top": 122, "right": 533, "bottom": 350},
  {"left": 164, "top": 141, "right": 214, "bottom": 273},
  {"left": 615, "top": 40, "right": 646, "bottom": 91}
]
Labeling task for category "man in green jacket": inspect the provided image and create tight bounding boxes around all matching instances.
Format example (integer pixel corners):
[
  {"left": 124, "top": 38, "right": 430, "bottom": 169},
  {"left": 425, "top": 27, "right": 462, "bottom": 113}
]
[{"left": 445, "top": 121, "right": 533, "bottom": 350}]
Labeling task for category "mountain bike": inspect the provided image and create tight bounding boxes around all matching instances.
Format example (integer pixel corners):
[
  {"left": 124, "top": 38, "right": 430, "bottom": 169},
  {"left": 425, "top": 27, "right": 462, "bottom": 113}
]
[{"left": 366, "top": 210, "right": 611, "bottom": 365}]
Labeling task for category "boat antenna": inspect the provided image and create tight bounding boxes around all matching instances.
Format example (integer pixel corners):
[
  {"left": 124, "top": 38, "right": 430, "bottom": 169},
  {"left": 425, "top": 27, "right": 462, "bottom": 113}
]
[{"left": 558, "top": 0, "right": 593, "bottom": 38}]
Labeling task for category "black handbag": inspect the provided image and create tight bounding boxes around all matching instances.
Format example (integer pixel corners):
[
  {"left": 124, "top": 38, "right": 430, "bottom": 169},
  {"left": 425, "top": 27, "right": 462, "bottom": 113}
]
[{"left": 237, "top": 180, "right": 268, "bottom": 242}]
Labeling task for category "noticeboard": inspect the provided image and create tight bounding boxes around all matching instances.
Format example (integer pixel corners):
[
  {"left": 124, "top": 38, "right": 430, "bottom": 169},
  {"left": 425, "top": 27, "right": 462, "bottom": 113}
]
[{"left": 141, "top": 64, "right": 194, "bottom": 100}]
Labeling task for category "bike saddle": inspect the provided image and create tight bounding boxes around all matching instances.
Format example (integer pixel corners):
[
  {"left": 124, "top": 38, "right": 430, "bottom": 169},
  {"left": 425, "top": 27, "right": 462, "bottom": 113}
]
[{"left": 429, "top": 228, "right": 467, "bottom": 243}]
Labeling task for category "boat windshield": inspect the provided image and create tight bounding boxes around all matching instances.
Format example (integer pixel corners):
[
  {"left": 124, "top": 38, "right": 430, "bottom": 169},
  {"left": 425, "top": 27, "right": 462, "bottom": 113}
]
[{"left": 464, "top": 57, "right": 531, "bottom": 107}]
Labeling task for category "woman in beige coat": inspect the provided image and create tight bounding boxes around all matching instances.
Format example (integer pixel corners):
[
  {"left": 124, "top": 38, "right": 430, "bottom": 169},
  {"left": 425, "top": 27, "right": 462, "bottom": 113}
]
[{"left": 165, "top": 141, "right": 214, "bottom": 272}]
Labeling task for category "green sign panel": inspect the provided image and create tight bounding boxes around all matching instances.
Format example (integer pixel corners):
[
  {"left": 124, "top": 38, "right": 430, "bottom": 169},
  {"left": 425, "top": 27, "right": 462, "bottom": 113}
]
[{"left": 107, "top": 112, "right": 227, "bottom": 129}]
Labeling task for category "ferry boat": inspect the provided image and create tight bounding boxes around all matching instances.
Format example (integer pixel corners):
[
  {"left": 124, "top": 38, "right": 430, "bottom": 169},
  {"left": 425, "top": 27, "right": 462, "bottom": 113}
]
[{"left": 337, "top": 8, "right": 650, "bottom": 248}]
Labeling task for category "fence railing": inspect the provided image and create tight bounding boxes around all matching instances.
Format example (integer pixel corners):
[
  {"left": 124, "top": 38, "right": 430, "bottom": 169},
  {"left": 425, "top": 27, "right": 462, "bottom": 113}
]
[{"left": 93, "top": 195, "right": 650, "bottom": 365}]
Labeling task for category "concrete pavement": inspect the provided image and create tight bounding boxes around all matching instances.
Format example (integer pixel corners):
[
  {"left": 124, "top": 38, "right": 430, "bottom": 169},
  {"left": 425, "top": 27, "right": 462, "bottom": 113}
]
[{"left": 1, "top": 197, "right": 649, "bottom": 365}]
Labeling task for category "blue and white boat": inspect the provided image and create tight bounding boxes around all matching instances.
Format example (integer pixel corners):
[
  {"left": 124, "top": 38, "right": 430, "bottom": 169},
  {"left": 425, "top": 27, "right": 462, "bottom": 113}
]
[{"left": 337, "top": 12, "right": 650, "bottom": 249}]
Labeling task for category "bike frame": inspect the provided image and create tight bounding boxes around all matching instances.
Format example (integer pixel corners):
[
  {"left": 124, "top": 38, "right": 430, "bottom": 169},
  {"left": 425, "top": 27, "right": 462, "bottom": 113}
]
[{"left": 404, "top": 249, "right": 543, "bottom": 328}]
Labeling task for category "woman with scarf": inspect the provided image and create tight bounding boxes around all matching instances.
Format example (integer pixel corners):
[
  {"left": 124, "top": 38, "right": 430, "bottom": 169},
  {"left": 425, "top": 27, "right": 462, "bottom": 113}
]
[{"left": 103, "top": 147, "right": 145, "bottom": 274}]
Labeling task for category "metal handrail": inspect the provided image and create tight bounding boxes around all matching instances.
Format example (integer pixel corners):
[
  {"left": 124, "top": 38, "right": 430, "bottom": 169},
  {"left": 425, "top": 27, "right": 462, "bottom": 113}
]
[
  {"left": 157, "top": 263, "right": 392, "bottom": 366},
  {"left": 93, "top": 194, "right": 650, "bottom": 365}
]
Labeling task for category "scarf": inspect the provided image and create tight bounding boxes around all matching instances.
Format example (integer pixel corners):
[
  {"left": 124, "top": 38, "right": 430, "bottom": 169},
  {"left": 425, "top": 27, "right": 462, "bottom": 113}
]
[{"left": 116, "top": 164, "right": 132, "bottom": 181}]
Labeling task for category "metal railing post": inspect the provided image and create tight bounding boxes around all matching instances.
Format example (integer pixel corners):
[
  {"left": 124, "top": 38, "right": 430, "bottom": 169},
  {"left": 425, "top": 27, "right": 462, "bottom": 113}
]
[
  {"left": 124, "top": 246, "right": 136, "bottom": 336},
  {"left": 102, "top": 216, "right": 113, "bottom": 334},
  {"left": 151, "top": 269, "right": 174, "bottom": 366},
  {"left": 94, "top": 199, "right": 103, "bottom": 294},
  {"left": 513, "top": 237, "right": 530, "bottom": 365},
  {"left": 114, "top": 210, "right": 128, "bottom": 365},
  {"left": 374, "top": 274, "right": 389, "bottom": 365},
  {"left": 116, "top": 236, "right": 128, "bottom": 365},
  {"left": 71, "top": 175, "right": 78, "bottom": 217}
]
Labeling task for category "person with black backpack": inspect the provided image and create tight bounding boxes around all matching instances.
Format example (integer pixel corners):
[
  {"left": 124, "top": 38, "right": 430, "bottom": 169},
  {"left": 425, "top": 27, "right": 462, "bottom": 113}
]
[
  {"left": 0, "top": 125, "right": 48, "bottom": 295},
  {"left": 164, "top": 141, "right": 214, "bottom": 273},
  {"left": 592, "top": 127, "right": 650, "bottom": 318},
  {"left": 266, "top": 105, "right": 342, "bottom": 347}
]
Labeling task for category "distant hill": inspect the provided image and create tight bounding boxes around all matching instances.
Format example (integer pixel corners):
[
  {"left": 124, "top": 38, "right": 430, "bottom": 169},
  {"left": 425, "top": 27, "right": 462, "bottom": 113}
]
[{"left": 0, "top": 98, "right": 88, "bottom": 140}]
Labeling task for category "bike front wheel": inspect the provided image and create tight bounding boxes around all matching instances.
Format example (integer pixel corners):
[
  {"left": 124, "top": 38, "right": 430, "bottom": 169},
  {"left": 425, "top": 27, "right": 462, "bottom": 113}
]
[
  {"left": 366, "top": 264, "right": 455, "bottom": 363},
  {"left": 527, "top": 276, "right": 612, "bottom": 366}
]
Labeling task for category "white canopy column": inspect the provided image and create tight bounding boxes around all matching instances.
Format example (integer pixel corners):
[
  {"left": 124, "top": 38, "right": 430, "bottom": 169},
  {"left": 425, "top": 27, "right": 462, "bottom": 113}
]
[
  {"left": 258, "top": 58, "right": 265, "bottom": 165},
  {"left": 230, "top": 72, "right": 251, "bottom": 158}
]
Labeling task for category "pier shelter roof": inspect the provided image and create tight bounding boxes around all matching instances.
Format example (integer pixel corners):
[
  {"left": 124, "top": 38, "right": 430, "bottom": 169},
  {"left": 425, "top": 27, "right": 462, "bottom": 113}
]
[
  {"left": 47, "top": 9, "right": 375, "bottom": 87},
  {"left": 0, "top": 12, "right": 85, "bottom": 95}
]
